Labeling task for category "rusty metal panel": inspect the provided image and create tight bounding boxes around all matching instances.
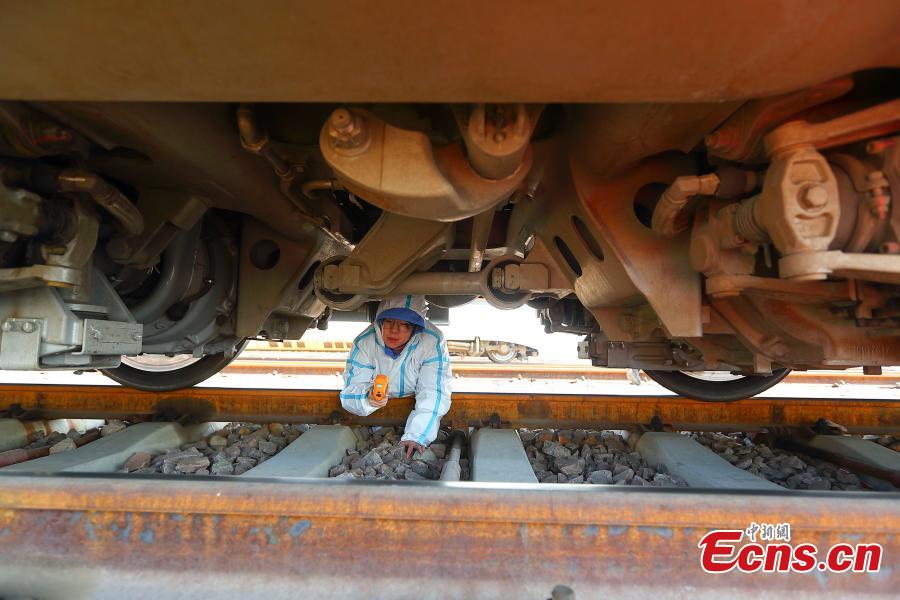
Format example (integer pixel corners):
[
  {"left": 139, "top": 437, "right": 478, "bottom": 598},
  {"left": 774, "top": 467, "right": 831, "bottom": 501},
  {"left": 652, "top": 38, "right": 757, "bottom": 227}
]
[
  {"left": 1, "top": 2, "right": 899, "bottom": 103},
  {"left": 0, "top": 476, "right": 896, "bottom": 597},
  {"left": 1, "top": 384, "right": 897, "bottom": 433}
]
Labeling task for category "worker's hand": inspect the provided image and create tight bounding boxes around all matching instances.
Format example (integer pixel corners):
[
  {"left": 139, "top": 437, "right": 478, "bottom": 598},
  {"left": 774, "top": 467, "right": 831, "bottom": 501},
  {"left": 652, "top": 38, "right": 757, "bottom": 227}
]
[
  {"left": 368, "top": 386, "right": 388, "bottom": 408},
  {"left": 399, "top": 440, "right": 426, "bottom": 459}
]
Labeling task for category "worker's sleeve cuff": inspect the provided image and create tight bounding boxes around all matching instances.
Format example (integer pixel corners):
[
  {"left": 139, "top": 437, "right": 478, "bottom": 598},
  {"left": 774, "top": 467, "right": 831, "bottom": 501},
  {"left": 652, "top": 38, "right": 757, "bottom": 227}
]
[
  {"left": 400, "top": 432, "right": 424, "bottom": 444},
  {"left": 360, "top": 396, "right": 379, "bottom": 415}
]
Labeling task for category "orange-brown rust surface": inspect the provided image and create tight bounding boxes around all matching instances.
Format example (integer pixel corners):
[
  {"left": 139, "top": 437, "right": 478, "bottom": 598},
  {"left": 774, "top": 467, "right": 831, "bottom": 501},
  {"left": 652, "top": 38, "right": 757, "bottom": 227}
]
[
  {"left": 224, "top": 358, "right": 900, "bottom": 385},
  {"left": 0, "top": 476, "right": 896, "bottom": 594},
  {"left": 1, "top": 384, "right": 897, "bottom": 433},
  {"left": 1, "top": 2, "right": 899, "bottom": 102}
]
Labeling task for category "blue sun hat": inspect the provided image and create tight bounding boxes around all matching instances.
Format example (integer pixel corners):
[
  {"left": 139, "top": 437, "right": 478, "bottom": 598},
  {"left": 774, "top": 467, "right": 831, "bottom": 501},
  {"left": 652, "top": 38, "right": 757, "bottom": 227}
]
[{"left": 375, "top": 294, "right": 426, "bottom": 331}]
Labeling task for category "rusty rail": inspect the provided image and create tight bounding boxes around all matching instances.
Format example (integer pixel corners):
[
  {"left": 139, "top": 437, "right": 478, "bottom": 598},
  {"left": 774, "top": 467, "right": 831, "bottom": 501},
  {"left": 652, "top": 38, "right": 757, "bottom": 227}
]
[
  {"left": 226, "top": 357, "right": 900, "bottom": 385},
  {"left": 0, "top": 475, "right": 896, "bottom": 596},
  {"left": 1, "top": 384, "right": 897, "bottom": 433}
]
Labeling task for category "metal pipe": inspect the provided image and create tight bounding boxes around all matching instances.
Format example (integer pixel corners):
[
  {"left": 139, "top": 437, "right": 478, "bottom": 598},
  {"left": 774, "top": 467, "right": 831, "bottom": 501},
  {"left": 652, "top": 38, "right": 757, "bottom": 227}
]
[
  {"left": 0, "top": 446, "right": 49, "bottom": 468},
  {"left": 301, "top": 179, "right": 342, "bottom": 201},
  {"left": 0, "top": 417, "right": 105, "bottom": 452},
  {"left": 236, "top": 105, "right": 290, "bottom": 175},
  {"left": 468, "top": 209, "right": 495, "bottom": 272},
  {"left": 141, "top": 237, "right": 233, "bottom": 346},
  {"left": 130, "top": 225, "right": 201, "bottom": 324},
  {"left": 439, "top": 431, "right": 465, "bottom": 481},
  {"left": 651, "top": 173, "right": 720, "bottom": 237},
  {"left": 0, "top": 427, "right": 101, "bottom": 468},
  {"left": 57, "top": 169, "right": 144, "bottom": 237},
  {"left": 236, "top": 104, "right": 316, "bottom": 217},
  {"left": 387, "top": 271, "right": 483, "bottom": 295}
]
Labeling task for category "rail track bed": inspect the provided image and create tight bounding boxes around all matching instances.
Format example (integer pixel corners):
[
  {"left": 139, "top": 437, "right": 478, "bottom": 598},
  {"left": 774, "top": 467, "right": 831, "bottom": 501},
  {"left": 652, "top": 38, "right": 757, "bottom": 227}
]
[{"left": 0, "top": 383, "right": 897, "bottom": 598}]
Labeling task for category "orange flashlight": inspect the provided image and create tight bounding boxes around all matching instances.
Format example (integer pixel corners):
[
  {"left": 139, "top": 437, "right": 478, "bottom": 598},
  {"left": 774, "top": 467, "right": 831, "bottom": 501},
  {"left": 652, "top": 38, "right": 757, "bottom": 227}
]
[{"left": 372, "top": 374, "right": 389, "bottom": 402}]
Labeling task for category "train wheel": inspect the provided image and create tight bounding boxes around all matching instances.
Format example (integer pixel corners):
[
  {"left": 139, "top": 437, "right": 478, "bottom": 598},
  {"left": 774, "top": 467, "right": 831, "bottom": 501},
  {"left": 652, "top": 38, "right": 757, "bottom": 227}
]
[
  {"left": 102, "top": 340, "right": 247, "bottom": 392},
  {"left": 642, "top": 369, "right": 790, "bottom": 401},
  {"left": 486, "top": 345, "right": 518, "bottom": 363}
]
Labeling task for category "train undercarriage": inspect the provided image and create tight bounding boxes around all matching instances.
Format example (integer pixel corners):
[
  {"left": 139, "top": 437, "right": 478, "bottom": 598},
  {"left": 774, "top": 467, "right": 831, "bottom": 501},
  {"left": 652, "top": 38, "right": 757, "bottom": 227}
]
[{"left": 1, "top": 5, "right": 899, "bottom": 400}]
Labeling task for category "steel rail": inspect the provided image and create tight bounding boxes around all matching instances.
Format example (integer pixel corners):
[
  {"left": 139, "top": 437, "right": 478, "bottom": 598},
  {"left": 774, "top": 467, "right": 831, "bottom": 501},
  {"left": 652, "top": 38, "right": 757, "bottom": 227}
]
[
  {"left": 0, "top": 474, "right": 896, "bottom": 596},
  {"left": 225, "top": 357, "right": 900, "bottom": 385},
  {"left": 1, "top": 384, "right": 897, "bottom": 433}
]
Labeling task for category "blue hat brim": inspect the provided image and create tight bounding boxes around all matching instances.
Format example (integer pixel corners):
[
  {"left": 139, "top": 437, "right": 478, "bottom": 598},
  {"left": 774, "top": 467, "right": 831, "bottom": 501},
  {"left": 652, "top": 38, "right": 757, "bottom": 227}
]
[{"left": 376, "top": 307, "right": 425, "bottom": 329}]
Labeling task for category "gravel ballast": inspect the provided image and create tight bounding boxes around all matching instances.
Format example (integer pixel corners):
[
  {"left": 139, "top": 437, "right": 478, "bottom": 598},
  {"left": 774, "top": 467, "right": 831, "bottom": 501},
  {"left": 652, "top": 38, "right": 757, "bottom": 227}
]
[
  {"left": 870, "top": 435, "right": 900, "bottom": 453},
  {"left": 521, "top": 429, "right": 688, "bottom": 487},
  {"left": 329, "top": 427, "right": 465, "bottom": 481},
  {"left": 20, "top": 419, "right": 125, "bottom": 454},
  {"left": 689, "top": 431, "right": 866, "bottom": 491},
  {"left": 120, "top": 422, "right": 308, "bottom": 475}
]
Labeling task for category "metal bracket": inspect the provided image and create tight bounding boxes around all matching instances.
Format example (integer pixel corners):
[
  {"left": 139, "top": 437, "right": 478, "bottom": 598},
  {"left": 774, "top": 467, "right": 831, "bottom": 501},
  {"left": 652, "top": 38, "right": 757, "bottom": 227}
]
[
  {"left": 645, "top": 415, "right": 666, "bottom": 432},
  {"left": 0, "top": 265, "right": 80, "bottom": 292},
  {"left": 485, "top": 412, "right": 505, "bottom": 429},
  {"left": 0, "top": 318, "right": 43, "bottom": 369},
  {"left": 320, "top": 107, "right": 530, "bottom": 222},
  {"left": 449, "top": 418, "right": 469, "bottom": 434},
  {"left": 779, "top": 250, "right": 900, "bottom": 284},
  {"left": 325, "top": 410, "right": 350, "bottom": 426},
  {"left": 317, "top": 213, "right": 453, "bottom": 300},
  {"left": 812, "top": 418, "right": 848, "bottom": 436},
  {"left": 2, "top": 403, "right": 25, "bottom": 419},
  {"left": 78, "top": 318, "right": 143, "bottom": 355}
]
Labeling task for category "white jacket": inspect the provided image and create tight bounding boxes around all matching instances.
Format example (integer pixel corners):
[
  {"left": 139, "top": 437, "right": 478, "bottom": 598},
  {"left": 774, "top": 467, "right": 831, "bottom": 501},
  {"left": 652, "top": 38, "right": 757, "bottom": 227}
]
[{"left": 340, "top": 318, "right": 452, "bottom": 446}]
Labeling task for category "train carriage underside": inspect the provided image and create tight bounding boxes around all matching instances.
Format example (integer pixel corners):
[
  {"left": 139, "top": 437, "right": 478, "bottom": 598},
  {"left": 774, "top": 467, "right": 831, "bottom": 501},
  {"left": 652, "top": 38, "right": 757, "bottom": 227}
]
[{"left": 1, "top": 3, "right": 900, "bottom": 400}]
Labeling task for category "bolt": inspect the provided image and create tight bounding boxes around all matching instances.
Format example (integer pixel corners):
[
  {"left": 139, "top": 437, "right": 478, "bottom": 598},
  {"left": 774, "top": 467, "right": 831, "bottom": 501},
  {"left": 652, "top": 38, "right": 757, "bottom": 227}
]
[
  {"left": 492, "top": 130, "right": 507, "bottom": 143},
  {"left": 132, "top": 332, "right": 142, "bottom": 341},
  {"left": 0, "top": 231, "right": 17, "bottom": 243},
  {"left": 20, "top": 321, "right": 35, "bottom": 333},
  {"left": 1, "top": 321, "right": 12, "bottom": 332},
  {"left": 799, "top": 184, "right": 828, "bottom": 209},
  {"left": 327, "top": 108, "right": 368, "bottom": 152},
  {"left": 329, "top": 108, "right": 354, "bottom": 134}
]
